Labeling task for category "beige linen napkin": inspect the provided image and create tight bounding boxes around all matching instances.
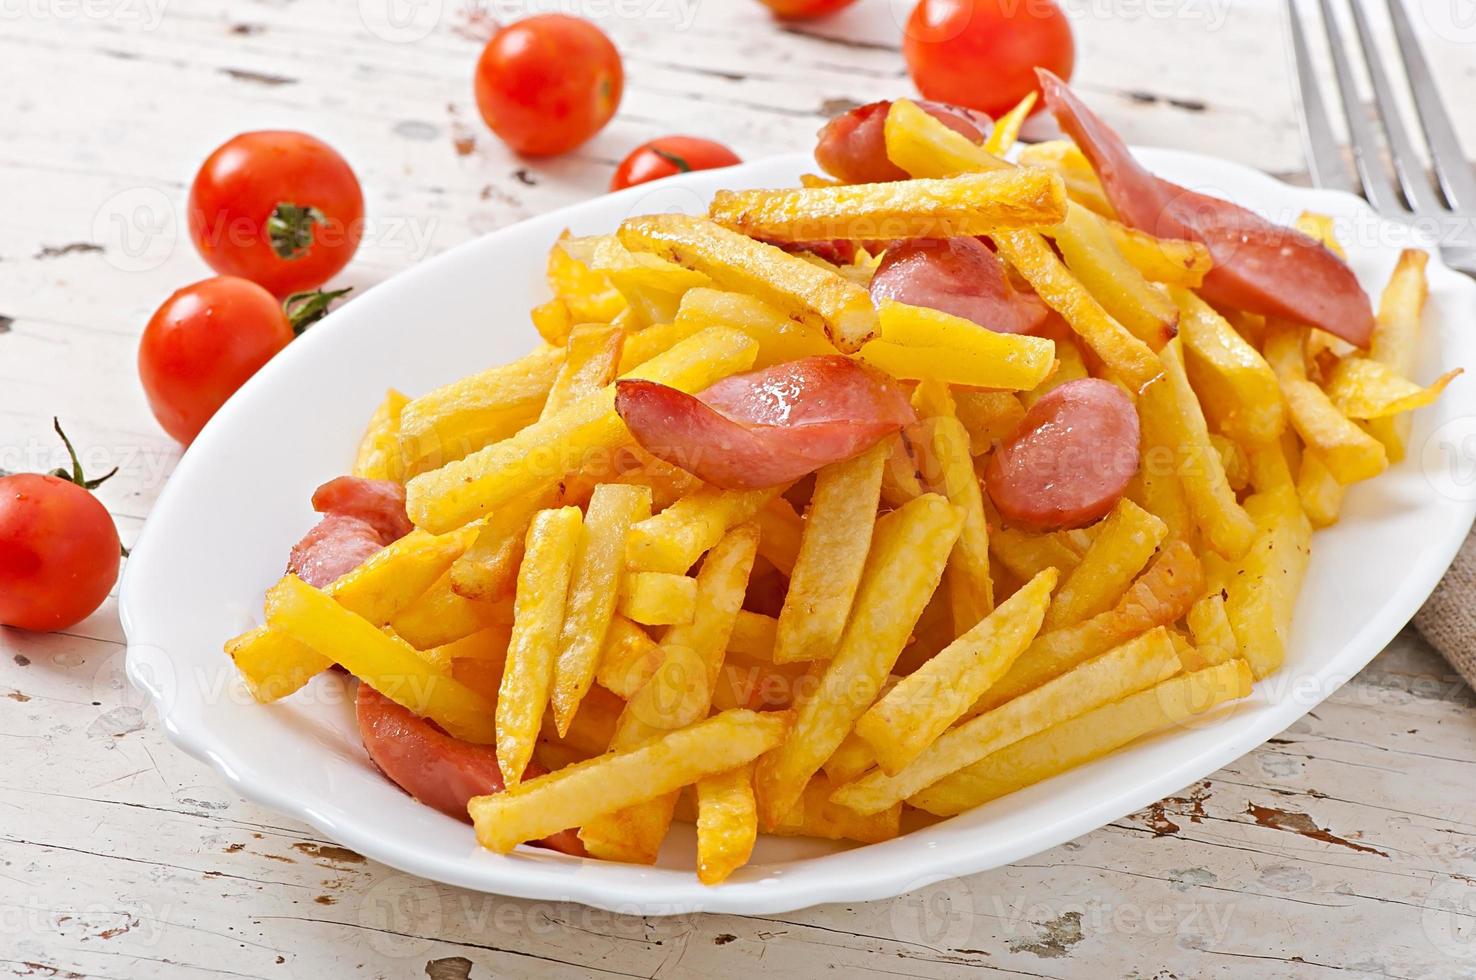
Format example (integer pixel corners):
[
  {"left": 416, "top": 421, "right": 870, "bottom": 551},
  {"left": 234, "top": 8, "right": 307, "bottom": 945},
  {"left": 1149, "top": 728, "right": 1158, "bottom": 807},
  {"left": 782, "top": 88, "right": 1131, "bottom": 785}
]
[{"left": 1415, "top": 526, "right": 1476, "bottom": 685}]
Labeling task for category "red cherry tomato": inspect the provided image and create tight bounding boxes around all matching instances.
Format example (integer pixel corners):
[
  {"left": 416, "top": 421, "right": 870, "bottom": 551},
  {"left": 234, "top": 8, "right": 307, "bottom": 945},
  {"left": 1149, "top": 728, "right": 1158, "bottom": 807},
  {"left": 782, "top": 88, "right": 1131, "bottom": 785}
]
[
  {"left": 904, "top": 0, "right": 1075, "bottom": 120},
  {"left": 0, "top": 423, "right": 122, "bottom": 632},
  {"left": 139, "top": 276, "right": 346, "bottom": 445},
  {"left": 189, "top": 131, "right": 364, "bottom": 297},
  {"left": 758, "top": 0, "right": 858, "bottom": 17},
  {"left": 474, "top": 15, "right": 623, "bottom": 157},
  {"left": 610, "top": 136, "right": 741, "bottom": 191}
]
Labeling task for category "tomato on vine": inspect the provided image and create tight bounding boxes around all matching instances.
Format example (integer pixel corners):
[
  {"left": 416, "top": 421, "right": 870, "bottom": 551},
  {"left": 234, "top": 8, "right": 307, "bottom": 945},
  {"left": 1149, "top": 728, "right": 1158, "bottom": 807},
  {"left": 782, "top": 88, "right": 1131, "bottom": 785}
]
[
  {"left": 0, "top": 420, "right": 124, "bottom": 632},
  {"left": 189, "top": 131, "right": 364, "bottom": 296},
  {"left": 610, "top": 137, "right": 741, "bottom": 191}
]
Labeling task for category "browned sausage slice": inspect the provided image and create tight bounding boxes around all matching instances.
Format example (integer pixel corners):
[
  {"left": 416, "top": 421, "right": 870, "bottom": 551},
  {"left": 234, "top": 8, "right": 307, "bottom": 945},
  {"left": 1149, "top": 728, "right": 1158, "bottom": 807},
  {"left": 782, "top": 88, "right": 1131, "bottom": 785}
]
[
  {"left": 984, "top": 378, "right": 1140, "bottom": 531},
  {"left": 869, "top": 237, "right": 1048, "bottom": 335}
]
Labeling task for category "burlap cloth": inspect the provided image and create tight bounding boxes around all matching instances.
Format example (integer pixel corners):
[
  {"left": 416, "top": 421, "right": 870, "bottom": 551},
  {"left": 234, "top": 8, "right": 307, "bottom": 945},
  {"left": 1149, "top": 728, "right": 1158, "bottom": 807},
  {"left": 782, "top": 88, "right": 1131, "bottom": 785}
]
[{"left": 1416, "top": 526, "right": 1476, "bottom": 686}]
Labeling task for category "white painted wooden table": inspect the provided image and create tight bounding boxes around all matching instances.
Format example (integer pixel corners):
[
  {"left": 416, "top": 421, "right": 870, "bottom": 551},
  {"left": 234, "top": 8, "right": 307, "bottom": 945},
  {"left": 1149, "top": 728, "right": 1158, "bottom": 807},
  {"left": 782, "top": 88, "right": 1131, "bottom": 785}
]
[{"left": 4, "top": 1, "right": 1476, "bottom": 976}]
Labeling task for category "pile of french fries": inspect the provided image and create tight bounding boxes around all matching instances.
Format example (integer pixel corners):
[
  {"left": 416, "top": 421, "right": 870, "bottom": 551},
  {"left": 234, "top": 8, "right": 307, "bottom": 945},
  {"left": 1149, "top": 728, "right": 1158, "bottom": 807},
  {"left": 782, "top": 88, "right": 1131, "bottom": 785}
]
[{"left": 226, "top": 96, "right": 1458, "bottom": 885}]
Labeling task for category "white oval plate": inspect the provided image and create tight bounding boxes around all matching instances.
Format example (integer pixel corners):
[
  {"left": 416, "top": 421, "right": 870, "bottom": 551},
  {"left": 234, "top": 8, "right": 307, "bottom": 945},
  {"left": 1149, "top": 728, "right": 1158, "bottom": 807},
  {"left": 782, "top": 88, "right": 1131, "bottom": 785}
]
[{"left": 122, "top": 150, "right": 1476, "bottom": 915}]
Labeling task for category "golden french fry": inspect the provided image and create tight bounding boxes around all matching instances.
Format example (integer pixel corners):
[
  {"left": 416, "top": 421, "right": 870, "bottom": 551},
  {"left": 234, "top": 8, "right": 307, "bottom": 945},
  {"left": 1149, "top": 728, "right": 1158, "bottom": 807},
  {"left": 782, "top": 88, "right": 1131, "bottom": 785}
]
[
  {"left": 619, "top": 571, "right": 698, "bottom": 626},
  {"left": 390, "top": 568, "right": 513, "bottom": 650},
  {"left": 406, "top": 327, "right": 759, "bottom": 533},
  {"left": 856, "top": 567, "right": 1057, "bottom": 775},
  {"left": 910, "top": 660, "right": 1252, "bottom": 815},
  {"left": 354, "top": 389, "right": 410, "bottom": 481},
  {"left": 1210, "top": 434, "right": 1250, "bottom": 492},
  {"left": 1324, "top": 357, "right": 1460, "bottom": 420},
  {"left": 972, "top": 540, "right": 1203, "bottom": 713},
  {"left": 448, "top": 486, "right": 559, "bottom": 601},
  {"left": 755, "top": 494, "right": 963, "bottom": 828},
  {"left": 497, "top": 506, "right": 583, "bottom": 786},
  {"left": 228, "top": 525, "right": 479, "bottom": 700},
  {"left": 1096, "top": 219, "right": 1213, "bottom": 288},
  {"left": 1017, "top": 139, "right": 1120, "bottom": 220},
  {"left": 1051, "top": 203, "right": 1178, "bottom": 350},
  {"left": 993, "top": 229, "right": 1162, "bottom": 391},
  {"left": 984, "top": 92, "right": 1036, "bottom": 155},
  {"left": 1044, "top": 499, "right": 1167, "bottom": 630},
  {"left": 772, "top": 774, "right": 900, "bottom": 844},
  {"left": 1222, "top": 486, "right": 1311, "bottom": 678},
  {"left": 709, "top": 169, "right": 1067, "bottom": 243},
  {"left": 1367, "top": 249, "right": 1430, "bottom": 460},
  {"left": 859, "top": 301, "right": 1055, "bottom": 391},
  {"left": 1264, "top": 322, "right": 1388, "bottom": 484},
  {"left": 753, "top": 496, "right": 804, "bottom": 578},
  {"left": 1172, "top": 287, "right": 1285, "bottom": 444},
  {"left": 1147, "top": 339, "right": 1257, "bottom": 559},
  {"left": 581, "top": 525, "right": 759, "bottom": 862},
  {"left": 595, "top": 616, "right": 665, "bottom": 699},
  {"left": 914, "top": 416, "right": 995, "bottom": 631},
  {"left": 266, "top": 575, "right": 495, "bottom": 742},
  {"left": 552, "top": 483, "right": 653, "bottom": 734},
  {"left": 883, "top": 98, "right": 1012, "bottom": 179},
  {"left": 618, "top": 214, "right": 879, "bottom": 353},
  {"left": 728, "top": 610, "right": 778, "bottom": 661},
  {"left": 471, "top": 709, "right": 789, "bottom": 854},
  {"left": 672, "top": 288, "right": 838, "bottom": 368},
  {"left": 831, "top": 627, "right": 1182, "bottom": 815},
  {"left": 1186, "top": 592, "right": 1239, "bottom": 669},
  {"left": 416, "top": 624, "right": 511, "bottom": 674},
  {"left": 586, "top": 233, "right": 712, "bottom": 326},
  {"left": 695, "top": 763, "right": 758, "bottom": 885},
  {"left": 540, "top": 323, "right": 626, "bottom": 418},
  {"left": 989, "top": 524, "right": 1090, "bottom": 583},
  {"left": 1245, "top": 437, "right": 1296, "bottom": 496},
  {"left": 775, "top": 439, "right": 889, "bottom": 664},
  {"left": 1296, "top": 451, "right": 1345, "bottom": 529},
  {"left": 548, "top": 230, "right": 627, "bottom": 325},
  {"left": 397, "top": 347, "right": 565, "bottom": 478},
  {"left": 626, "top": 485, "right": 783, "bottom": 574},
  {"left": 954, "top": 391, "right": 1025, "bottom": 456}
]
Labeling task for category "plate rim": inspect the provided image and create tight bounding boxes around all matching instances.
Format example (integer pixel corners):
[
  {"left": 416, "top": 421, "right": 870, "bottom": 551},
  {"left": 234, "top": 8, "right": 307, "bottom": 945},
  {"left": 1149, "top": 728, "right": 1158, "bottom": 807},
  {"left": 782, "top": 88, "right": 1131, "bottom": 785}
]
[{"left": 121, "top": 147, "right": 1476, "bottom": 915}]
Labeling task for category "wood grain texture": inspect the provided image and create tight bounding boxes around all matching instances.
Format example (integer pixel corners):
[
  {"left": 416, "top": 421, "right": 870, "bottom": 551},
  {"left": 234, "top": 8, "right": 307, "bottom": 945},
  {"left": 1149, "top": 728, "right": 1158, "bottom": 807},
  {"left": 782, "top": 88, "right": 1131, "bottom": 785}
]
[{"left": 4, "top": 1, "right": 1476, "bottom": 976}]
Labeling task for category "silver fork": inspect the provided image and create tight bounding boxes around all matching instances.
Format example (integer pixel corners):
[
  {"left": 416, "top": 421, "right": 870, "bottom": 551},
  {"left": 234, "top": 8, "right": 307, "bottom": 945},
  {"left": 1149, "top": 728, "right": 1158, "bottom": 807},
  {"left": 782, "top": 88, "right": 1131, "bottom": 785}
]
[{"left": 1287, "top": 0, "right": 1476, "bottom": 276}]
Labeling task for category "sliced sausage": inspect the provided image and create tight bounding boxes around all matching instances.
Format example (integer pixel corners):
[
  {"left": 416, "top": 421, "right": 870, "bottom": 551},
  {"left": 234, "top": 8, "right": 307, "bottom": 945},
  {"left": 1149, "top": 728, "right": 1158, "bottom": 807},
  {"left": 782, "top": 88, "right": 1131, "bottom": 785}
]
[
  {"left": 984, "top": 378, "right": 1140, "bottom": 531},
  {"left": 311, "top": 475, "right": 413, "bottom": 542},
  {"left": 356, "top": 683, "right": 584, "bottom": 855},
  {"left": 1038, "top": 69, "right": 1374, "bottom": 347},
  {"left": 615, "top": 355, "right": 915, "bottom": 490},
  {"left": 286, "top": 514, "right": 387, "bottom": 587},
  {"left": 869, "top": 237, "right": 1048, "bottom": 335},
  {"left": 814, "top": 99, "right": 991, "bottom": 184}
]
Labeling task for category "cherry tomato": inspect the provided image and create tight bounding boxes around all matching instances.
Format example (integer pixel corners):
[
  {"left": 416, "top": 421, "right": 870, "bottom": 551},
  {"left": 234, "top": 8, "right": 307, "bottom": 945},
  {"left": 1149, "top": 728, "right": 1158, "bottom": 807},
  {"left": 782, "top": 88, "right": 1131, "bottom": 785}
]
[
  {"left": 758, "top": 0, "right": 858, "bottom": 17},
  {"left": 189, "top": 131, "right": 364, "bottom": 297},
  {"left": 0, "top": 422, "right": 122, "bottom": 632},
  {"left": 474, "top": 15, "right": 623, "bottom": 157},
  {"left": 904, "top": 0, "right": 1075, "bottom": 120},
  {"left": 610, "top": 136, "right": 741, "bottom": 191},
  {"left": 138, "top": 276, "right": 348, "bottom": 445}
]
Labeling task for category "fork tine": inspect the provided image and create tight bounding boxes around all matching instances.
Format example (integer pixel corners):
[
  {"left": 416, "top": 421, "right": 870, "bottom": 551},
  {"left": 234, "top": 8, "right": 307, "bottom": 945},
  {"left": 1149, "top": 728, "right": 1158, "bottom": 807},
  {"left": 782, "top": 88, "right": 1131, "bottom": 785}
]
[
  {"left": 1383, "top": 0, "right": 1476, "bottom": 210},
  {"left": 1315, "top": 0, "right": 1405, "bottom": 213},
  {"left": 1346, "top": 0, "right": 1444, "bottom": 212},
  {"left": 1286, "top": 0, "right": 1356, "bottom": 193}
]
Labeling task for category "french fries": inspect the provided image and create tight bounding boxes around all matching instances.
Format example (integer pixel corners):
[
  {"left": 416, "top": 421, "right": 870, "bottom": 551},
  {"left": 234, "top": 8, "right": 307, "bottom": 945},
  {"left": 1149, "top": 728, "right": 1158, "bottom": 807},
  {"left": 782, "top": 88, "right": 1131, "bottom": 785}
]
[
  {"left": 618, "top": 214, "right": 878, "bottom": 353},
  {"left": 911, "top": 659, "right": 1253, "bottom": 815},
  {"left": 860, "top": 301, "right": 1056, "bottom": 390},
  {"left": 471, "top": 709, "right": 789, "bottom": 854},
  {"left": 855, "top": 567, "right": 1057, "bottom": 775},
  {"left": 831, "top": 628, "right": 1181, "bottom": 815},
  {"left": 774, "top": 440, "right": 888, "bottom": 663},
  {"left": 496, "top": 506, "right": 583, "bottom": 786},
  {"left": 552, "top": 484, "right": 652, "bottom": 734},
  {"left": 237, "top": 96, "right": 1461, "bottom": 887},
  {"left": 709, "top": 169, "right": 1067, "bottom": 243},
  {"left": 406, "top": 326, "right": 759, "bottom": 532},
  {"left": 755, "top": 494, "right": 963, "bottom": 827}
]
